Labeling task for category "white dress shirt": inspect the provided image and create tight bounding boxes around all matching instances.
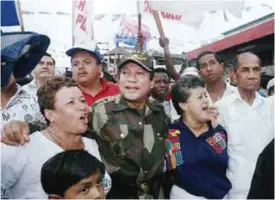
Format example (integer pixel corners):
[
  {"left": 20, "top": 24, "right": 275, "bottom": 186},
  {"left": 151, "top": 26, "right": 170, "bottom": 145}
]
[
  {"left": 1, "top": 84, "right": 44, "bottom": 127},
  {"left": 217, "top": 90, "right": 274, "bottom": 199},
  {"left": 1, "top": 132, "right": 112, "bottom": 199},
  {"left": 207, "top": 82, "right": 237, "bottom": 105},
  {"left": 150, "top": 97, "right": 179, "bottom": 122}
]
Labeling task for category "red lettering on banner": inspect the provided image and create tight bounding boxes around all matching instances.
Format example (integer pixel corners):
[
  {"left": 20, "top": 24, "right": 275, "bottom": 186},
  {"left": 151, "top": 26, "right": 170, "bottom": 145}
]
[
  {"left": 76, "top": 14, "right": 86, "bottom": 32},
  {"left": 144, "top": 0, "right": 153, "bottom": 13},
  {"left": 77, "top": 0, "right": 86, "bottom": 11},
  {"left": 161, "top": 11, "right": 166, "bottom": 18},
  {"left": 176, "top": 15, "right": 182, "bottom": 20},
  {"left": 144, "top": 0, "right": 182, "bottom": 21}
]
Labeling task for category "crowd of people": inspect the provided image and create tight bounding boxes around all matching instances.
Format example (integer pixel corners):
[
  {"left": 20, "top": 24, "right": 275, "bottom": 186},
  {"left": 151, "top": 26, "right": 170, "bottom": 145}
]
[{"left": 1, "top": 30, "right": 274, "bottom": 199}]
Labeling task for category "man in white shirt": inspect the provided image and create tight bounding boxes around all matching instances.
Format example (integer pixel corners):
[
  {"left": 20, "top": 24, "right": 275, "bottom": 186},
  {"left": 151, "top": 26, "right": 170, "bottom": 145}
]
[
  {"left": 1, "top": 73, "right": 43, "bottom": 126},
  {"left": 158, "top": 38, "right": 236, "bottom": 104},
  {"left": 22, "top": 53, "right": 55, "bottom": 96},
  {"left": 1, "top": 32, "right": 50, "bottom": 128},
  {"left": 150, "top": 68, "right": 178, "bottom": 122},
  {"left": 196, "top": 51, "right": 237, "bottom": 104},
  {"left": 217, "top": 52, "right": 274, "bottom": 199},
  {"left": 1, "top": 31, "right": 50, "bottom": 198}
]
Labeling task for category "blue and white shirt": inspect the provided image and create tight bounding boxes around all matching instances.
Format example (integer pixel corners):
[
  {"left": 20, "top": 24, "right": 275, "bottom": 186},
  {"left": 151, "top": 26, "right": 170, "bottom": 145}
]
[{"left": 165, "top": 120, "right": 231, "bottom": 199}]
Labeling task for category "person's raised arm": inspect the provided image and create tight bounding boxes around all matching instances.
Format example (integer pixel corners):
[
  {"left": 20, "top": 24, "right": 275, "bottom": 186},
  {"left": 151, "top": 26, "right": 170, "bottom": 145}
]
[{"left": 159, "top": 38, "right": 181, "bottom": 81}]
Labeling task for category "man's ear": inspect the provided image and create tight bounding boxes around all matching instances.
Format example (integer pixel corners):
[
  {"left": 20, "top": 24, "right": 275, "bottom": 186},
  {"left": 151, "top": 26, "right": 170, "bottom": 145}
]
[
  {"left": 48, "top": 194, "right": 62, "bottom": 199},
  {"left": 220, "top": 62, "right": 224, "bottom": 72},
  {"left": 232, "top": 70, "right": 237, "bottom": 84},
  {"left": 150, "top": 77, "right": 155, "bottom": 90}
]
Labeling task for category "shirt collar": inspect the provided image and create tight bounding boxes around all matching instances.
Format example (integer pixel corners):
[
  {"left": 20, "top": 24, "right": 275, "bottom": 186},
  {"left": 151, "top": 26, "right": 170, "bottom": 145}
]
[
  {"left": 111, "top": 95, "right": 162, "bottom": 114},
  {"left": 28, "top": 79, "right": 37, "bottom": 88},
  {"left": 231, "top": 89, "right": 264, "bottom": 108}
]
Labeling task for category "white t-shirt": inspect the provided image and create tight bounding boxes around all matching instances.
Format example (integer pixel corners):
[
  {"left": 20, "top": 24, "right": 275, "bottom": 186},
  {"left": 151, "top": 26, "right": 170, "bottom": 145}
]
[{"left": 1, "top": 132, "right": 112, "bottom": 199}]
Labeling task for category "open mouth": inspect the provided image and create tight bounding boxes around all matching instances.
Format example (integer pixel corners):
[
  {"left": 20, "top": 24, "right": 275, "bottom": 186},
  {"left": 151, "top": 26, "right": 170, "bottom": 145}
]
[
  {"left": 79, "top": 113, "right": 88, "bottom": 124},
  {"left": 202, "top": 105, "right": 209, "bottom": 111},
  {"left": 125, "top": 86, "right": 139, "bottom": 91}
]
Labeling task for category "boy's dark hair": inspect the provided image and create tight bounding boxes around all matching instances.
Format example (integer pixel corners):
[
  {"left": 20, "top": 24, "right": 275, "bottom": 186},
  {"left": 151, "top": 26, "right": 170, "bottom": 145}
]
[
  {"left": 44, "top": 52, "right": 56, "bottom": 65},
  {"left": 172, "top": 75, "right": 205, "bottom": 115},
  {"left": 196, "top": 51, "right": 222, "bottom": 69},
  {"left": 154, "top": 68, "right": 170, "bottom": 81},
  {"left": 41, "top": 149, "right": 105, "bottom": 196}
]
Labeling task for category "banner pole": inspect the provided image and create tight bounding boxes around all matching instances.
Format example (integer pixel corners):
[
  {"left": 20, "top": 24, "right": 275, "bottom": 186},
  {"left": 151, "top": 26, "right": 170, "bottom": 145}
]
[{"left": 16, "top": 0, "right": 25, "bottom": 31}]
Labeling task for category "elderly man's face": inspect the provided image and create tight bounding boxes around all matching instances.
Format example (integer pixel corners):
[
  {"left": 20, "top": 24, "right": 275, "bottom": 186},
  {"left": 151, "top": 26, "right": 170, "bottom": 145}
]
[
  {"left": 233, "top": 54, "right": 261, "bottom": 92},
  {"left": 118, "top": 62, "right": 153, "bottom": 102}
]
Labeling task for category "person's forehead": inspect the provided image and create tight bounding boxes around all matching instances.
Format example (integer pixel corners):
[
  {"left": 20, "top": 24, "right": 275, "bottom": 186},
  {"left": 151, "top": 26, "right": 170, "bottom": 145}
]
[
  {"left": 154, "top": 72, "right": 169, "bottom": 79},
  {"left": 55, "top": 86, "right": 82, "bottom": 99},
  {"left": 122, "top": 62, "right": 146, "bottom": 71},
  {"left": 72, "top": 51, "right": 96, "bottom": 61},
  {"left": 41, "top": 55, "right": 54, "bottom": 63},
  {"left": 199, "top": 54, "right": 217, "bottom": 63},
  {"left": 238, "top": 54, "right": 260, "bottom": 67}
]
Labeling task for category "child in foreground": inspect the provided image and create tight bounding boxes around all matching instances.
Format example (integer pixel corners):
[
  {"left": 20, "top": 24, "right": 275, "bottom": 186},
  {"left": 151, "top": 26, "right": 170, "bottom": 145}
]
[{"left": 41, "top": 150, "right": 105, "bottom": 199}]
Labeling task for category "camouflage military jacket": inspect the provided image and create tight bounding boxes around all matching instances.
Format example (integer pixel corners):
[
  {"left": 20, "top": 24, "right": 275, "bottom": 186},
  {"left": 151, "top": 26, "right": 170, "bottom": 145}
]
[{"left": 87, "top": 94, "right": 170, "bottom": 181}]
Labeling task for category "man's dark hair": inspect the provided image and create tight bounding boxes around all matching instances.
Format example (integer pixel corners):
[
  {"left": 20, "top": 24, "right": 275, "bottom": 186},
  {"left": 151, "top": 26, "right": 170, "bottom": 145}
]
[
  {"left": 41, "top": 149, "right": 105, "bottom": 196},
  {"left": 172, "top": 75, "right": 205, "bottom": 115},
  {"left": 154, "top": 68, "right": 170, "bottom": 81},
  {"left": 231, "top": 52, "right": 261, "bottom": 71},
  {"left": 44, "top": 52, "right": 56, "bottom": 65},
  {"left": 196, "top": 51, "right": 222, "bottom": 69}
]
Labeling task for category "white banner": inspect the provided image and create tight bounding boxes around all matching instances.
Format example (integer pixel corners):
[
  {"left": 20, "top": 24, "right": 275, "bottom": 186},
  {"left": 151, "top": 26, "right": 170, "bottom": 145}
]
[
  {"left": 140, "top": 0, "right": 245, "bottom": 28},
  {"left": 72, "top": 0, "right": 94, "bottom": 45}
]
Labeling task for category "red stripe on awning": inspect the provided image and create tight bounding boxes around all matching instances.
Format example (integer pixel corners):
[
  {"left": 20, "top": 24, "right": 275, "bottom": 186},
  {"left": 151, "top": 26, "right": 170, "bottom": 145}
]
[{"left": 187, "top": 19, "right": 274, "bottom": 60}]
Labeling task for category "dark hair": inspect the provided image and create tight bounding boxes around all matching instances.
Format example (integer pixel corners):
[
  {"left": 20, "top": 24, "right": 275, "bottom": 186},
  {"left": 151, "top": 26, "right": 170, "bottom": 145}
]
[
  {"left": 44, "top": 52, "right": 56, "bottom": 65},
  {"left": 196, "top": 51, "right": 222, "bottom": 69},
  {"left": 232, "top": 52, "right": 261, "bottom": 71},
  {"left": 172, "top": 75, "right": 205, "bottom": 115},
  {"left": 41, "top": 150, "right": 105, "bottom": 196},
  {"left": 154, "top": 68, "right": 170, "bottom": 81},
  {"left": 103, "top": 71, "right": 116, "bottom": 83},
  {"left": 37, "top": 76, "right": 78, "bottom": 125}
]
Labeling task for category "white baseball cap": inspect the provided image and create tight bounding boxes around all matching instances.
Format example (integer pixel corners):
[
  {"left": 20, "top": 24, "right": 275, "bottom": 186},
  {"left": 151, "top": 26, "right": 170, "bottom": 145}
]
[
  {"left": 66, "top": 41, "right": 102, "bottom": 63},
  {"left": 267, "top": 78, "right": 274, "bottom": 91},
  {"left": 181, "top": 67, "right": 200, "bottom": 77}
]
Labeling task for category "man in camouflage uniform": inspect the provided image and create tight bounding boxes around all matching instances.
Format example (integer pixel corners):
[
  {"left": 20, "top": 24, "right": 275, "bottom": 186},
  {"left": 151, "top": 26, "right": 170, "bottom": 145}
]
[
  {"left": 1, "top": 53, "right": 170, "bottom": 198},
  {"left": 87, "top": 52, "right": 170, "bottom": 199}
]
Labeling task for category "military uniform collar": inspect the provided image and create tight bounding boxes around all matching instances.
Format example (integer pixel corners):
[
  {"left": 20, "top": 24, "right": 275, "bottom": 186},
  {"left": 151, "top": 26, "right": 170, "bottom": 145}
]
[{"left": 110, "top": 95, "right": 162, "bottom": 112}]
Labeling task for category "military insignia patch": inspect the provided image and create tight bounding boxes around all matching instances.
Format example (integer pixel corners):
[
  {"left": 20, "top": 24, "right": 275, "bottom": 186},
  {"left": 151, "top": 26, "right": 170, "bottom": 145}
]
[{"left": 165, "top": 129, "right": 183, "bottom": 170}]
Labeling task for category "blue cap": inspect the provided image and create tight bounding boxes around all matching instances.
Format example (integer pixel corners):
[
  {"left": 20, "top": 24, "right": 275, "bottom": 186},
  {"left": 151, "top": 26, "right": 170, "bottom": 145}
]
[{"left": 1, "top": 31, "right": 50, "bottom": 87}]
